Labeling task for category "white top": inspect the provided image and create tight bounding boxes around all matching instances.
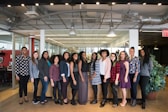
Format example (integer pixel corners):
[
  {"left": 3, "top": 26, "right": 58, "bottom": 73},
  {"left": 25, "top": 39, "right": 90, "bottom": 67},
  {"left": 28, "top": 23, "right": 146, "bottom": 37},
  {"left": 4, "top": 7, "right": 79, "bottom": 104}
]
[
  {"left": 99, "top": 59, "right": 106, "bottom": 75},
  {"left": 66, "top": 63, "right": 70, "bottom": 77}
]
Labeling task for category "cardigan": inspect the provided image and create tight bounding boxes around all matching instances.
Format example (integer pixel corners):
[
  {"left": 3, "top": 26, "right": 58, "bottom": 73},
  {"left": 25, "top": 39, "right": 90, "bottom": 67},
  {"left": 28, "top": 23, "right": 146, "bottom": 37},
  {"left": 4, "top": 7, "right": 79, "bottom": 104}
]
[
  {"left": 38, "top": 58, "right": 50, "bottom": 79},
  {"left": 29, "top": 59, "right": 39, "bottom": 79},
  {"left": 100, "top": 57, "right": 111, "bottom": 79},
  {"left": 60, "top": 60, "right": 70, "bottom": 78}
]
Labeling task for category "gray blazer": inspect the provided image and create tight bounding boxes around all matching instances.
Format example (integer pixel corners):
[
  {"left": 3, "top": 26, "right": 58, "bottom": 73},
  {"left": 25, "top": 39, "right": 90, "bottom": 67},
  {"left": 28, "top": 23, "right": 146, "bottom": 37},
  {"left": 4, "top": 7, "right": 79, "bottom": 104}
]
[{"left": 29, "top": 59, "right": 39, "bottom": 79}]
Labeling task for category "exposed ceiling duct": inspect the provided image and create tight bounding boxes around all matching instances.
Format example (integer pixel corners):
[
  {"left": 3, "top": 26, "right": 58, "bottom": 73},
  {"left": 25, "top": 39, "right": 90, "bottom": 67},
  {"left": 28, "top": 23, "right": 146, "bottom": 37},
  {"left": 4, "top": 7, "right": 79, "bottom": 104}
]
[{"left": 24, "top": 6, "right": 39, "bottom": 18}]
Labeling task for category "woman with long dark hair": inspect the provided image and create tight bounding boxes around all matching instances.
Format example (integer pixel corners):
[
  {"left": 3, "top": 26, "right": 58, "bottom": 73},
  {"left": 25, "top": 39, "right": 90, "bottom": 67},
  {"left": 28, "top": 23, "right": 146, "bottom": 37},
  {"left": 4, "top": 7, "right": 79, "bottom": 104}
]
[
  {"left": 70, "top": 53, "right": 79, "bottom": 105},
  {"left": 110, "top": 53, "right": 120, "bottom": 107},
  {"left": 78, "top": 51, "right": 89, "bottom": 105},
  {"left": 139, "top": 48, "right": 153, "bottom": 109},
  {"left": 38, "top": 51, "right": 51, "bottom": 105},
  {"left": 29, "top": 51, "right": 40, "bottom": 104},
  {"left": 99, "top": 49, "right": 111, "bottom": 107},
  {"left": 60, "top": 52, "right": 70, "bottom": 104},
  {"left": 90, "top": 52, "right": 101, "bottom": 104}
]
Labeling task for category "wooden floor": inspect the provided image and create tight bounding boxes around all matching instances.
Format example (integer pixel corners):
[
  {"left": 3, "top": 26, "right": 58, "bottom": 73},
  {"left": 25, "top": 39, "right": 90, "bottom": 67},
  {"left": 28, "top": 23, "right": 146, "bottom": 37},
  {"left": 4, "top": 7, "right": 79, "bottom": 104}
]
[{"left": 0, "top": 77, "right": 168, "bottom": 112}]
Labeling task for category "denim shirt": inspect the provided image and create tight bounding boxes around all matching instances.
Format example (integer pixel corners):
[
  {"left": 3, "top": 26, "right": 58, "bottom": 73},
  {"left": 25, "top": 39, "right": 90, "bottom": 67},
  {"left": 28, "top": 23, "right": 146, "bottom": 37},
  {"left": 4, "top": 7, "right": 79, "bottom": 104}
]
[{"left": 29, "top": 59, "right": 39, "bottom": 79}]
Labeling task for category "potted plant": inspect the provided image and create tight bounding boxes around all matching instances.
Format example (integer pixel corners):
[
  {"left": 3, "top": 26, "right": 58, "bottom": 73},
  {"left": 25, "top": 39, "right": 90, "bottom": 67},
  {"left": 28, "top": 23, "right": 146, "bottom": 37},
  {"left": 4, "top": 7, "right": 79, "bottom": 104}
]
[{"left": 146, "top": 55, "right": 167, "bottom": 100}]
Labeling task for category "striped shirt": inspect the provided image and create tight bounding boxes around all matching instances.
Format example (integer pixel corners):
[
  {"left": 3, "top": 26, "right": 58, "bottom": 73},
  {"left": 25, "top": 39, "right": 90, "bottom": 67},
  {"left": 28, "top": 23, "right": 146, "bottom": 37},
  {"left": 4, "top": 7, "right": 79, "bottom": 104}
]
[{"left": 15, "top": 55, "right": 30, "bottom": 76}]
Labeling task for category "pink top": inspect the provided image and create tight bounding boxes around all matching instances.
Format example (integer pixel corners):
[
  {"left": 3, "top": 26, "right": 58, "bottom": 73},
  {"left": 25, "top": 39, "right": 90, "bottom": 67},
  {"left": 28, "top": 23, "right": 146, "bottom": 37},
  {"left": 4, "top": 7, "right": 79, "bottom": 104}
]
[{"left": 100, "top": 57, "right": 111, "bottom": 79}]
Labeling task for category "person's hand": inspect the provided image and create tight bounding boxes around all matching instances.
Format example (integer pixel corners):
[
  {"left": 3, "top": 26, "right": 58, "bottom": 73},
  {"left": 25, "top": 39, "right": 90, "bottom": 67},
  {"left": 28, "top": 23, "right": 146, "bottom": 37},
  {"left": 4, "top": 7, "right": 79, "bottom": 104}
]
[
  {"left": 81, "top": 77, "right": 85, "bottom": 82},
  {"left": 63, "top": 77, "right": 67, "bottom": 83},
  {"left": 124, "top": 77, "right": 128, "bottom": 83},
  {"left": 115, "top": 80, "right": 119, "bottom": 85},
  {"left": 44, "top": 76, "right": 48, "bottom": 82},
  {"left": 92, "top": 73, "right": 96, "bottom": 78},
  {"left": 73, "top": 80, "right": 77, "bottom": 85},
  {"left": 51, "top": 82, "right": 54, "bottom": 87},
  {"left": 16, "top": 75, "right": 20, "bottom": 81},
  {"left": 103, "top": 78, "right": 107, "bottom": 83},
  {"left": 133, "top": 76, "right": 137, "bottom": 83},
  {"left": 31, "top": 78, "right": 34, "bottom": 83}
]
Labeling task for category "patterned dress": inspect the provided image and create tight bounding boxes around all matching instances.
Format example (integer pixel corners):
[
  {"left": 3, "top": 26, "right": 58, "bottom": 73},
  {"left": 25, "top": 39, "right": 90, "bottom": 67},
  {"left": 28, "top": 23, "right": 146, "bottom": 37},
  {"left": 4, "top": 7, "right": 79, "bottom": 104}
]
[{"left": 119, "top": 60, "right": 131, "bottom": 88}]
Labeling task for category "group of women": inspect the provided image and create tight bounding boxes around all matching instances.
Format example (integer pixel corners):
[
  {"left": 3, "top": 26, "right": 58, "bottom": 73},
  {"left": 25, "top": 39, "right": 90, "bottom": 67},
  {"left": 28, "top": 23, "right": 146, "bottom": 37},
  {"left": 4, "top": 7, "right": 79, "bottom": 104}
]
[{"left": 15, "top": 46, "right": 153, "bottom": 110}]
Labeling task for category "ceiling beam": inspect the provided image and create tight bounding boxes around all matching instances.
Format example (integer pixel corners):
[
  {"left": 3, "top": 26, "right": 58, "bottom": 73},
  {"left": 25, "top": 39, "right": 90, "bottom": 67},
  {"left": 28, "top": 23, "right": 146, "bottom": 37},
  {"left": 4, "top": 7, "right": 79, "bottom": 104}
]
[
  {"left": 57, "top": 15, "right": 68, "bottom": 29},
  {"left": 98, "top": 12, "right": 106, "bottom": 29}
]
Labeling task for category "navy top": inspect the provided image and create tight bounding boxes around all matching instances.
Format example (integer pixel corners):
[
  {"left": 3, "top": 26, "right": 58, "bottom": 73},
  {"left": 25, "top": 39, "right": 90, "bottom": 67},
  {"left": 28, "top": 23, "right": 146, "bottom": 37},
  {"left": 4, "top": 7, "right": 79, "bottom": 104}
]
[{"left": 60, "top": 60, "right": 69, "bottom": 78}]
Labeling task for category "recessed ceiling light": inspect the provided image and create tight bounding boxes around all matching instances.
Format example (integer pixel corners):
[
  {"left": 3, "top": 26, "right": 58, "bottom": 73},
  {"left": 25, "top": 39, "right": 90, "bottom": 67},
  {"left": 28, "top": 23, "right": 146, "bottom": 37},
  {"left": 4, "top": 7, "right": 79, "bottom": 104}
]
[
  {"left": 7, "top": 4, "right": 11, "bottom": 7},
  {"left": 50, "top": 3, "right": 54, "bottom": 6},
  {"left": 127, "top": 2, "right": 131, "bottom": 5},
  {"left": 81, "top": 2, "right": 84, "bottom": 5},
  {"left": 35, "top": 3, "right": 39, "bottom": 6},
  {"left": 96, "top": 2, "right": 100, "bottom": 5},
  {"left": 143, "top": 2, "right": 146, "bottom": 5},
  {"left": 65, "top": 3, "right": 69, "bottom": 5},
  {"left": 21, "top": 3, "right": 25, "bottom": 7},
  {"left": 112, "top": 2, "right": 116, "bottom": 5},
  {"left": 158, "top": 3, "right": 162, "bottom": 6}
]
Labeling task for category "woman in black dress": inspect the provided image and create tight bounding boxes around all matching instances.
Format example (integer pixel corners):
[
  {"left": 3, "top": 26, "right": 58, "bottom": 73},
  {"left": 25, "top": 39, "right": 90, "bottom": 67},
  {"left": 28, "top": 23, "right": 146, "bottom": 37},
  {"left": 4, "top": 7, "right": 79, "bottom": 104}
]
[{"left": 70, "top": 53, "right": 79, "bottom": 105}]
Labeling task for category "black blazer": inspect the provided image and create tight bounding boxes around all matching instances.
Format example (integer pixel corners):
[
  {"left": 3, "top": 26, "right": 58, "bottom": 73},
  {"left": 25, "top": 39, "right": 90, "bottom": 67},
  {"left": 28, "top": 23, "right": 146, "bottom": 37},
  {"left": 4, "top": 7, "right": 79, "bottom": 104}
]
[
  {"left": 38, "top": 58, "right": 50, "bottom": 79},
  {"left": 60, "top": 60, "right": 69, "bottom": 79}
]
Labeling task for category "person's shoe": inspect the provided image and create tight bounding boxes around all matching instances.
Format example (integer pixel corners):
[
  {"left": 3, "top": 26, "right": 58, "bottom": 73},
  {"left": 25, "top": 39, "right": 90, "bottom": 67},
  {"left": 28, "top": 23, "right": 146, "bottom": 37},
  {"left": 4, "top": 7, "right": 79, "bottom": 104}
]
[
  {"left": 120, "top": 100, "right": 127, "bottom": 107},
  {"left": 112, "top": 104, "right": 118, "bottom": 108},
  {"left": 90, "top": 99, "right": 97, "bottom": 104},
  {"left": 100, "top": 99, "right": 106, "bottom": 107},
  {"left": 71, "top": 100, "right": 77, "bottom": 105},
  {"left": 24, "top": 96, "right": 29, "bottom": 102},
  {"left": 142, "top": 102, "right": 146, "bottom": 109},
  {"left": 131, "top": 100, "right": 136, "bottom": 107},
  {"left": 54, "top": 99, "right": 59, "bottom": 104},
  {"left": 58, "top": 100, "right": 63, "bottom": 105},
  {"left": 44, "top": 99, "right": 48, "bottom": 103},
  {"left": 19, "top": 98, "right": 23, "bottom": 104},
  {"left": 130, "top": 99, "right": 133, "bottom": 105},
  {"left": 32, "top": 100, "right": 40, "bottom": 104},
  {"left": 40, "top": 101, "right": 45, "bottom": 105}
]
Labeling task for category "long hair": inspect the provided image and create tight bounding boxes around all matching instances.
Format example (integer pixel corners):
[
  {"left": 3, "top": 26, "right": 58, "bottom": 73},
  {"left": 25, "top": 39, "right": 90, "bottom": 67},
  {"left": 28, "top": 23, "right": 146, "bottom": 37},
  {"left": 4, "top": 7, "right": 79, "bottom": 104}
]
[
  {"left": 79, "top": 51, "right": 85, "bottom": 61},
  {"left": 70, "top": 53, "right": 79, "bottom": 67},
  {"left": 140, "top": 48, "right": 150, "bottom": 65},
  {"left": 119, "top": 51, "right": 129, "bottom": 61},
  {"left": 41, "top": 51, "right": 49, "bottom": 60},
  {"left": 62, "top": 52, "right": 70, "bottom": 62},
  {"left": 111, "top": 53, "right": 117, "bottom": 67},
  {"left": 31, "top": 51, "right": 38, "bottom": 65},
  {"left": 91, "top": 52, "right": 98, "bottom": 71}
]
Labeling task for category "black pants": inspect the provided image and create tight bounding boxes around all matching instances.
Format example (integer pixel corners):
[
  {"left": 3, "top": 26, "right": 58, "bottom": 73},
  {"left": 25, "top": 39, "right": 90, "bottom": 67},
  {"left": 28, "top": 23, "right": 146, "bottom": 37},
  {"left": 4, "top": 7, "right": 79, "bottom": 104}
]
[
  {"left": 33, "top": 78, "right": 39, "bottom": 101},
  {"left": 111, "top": 82, "right": 118, "bottom": 105},
  {"left": 129, "top": 74, "right": 140, "bottom": 100},
  {"left": 101, "top": 75, "right": 110, "bottom": 100},
  {"left": 19, "top": 75, "right": 29, "bottom": 98},
  {"left": 53, "top": 81, "right": 62, "bottom": 100},
  {"left": 61, "top": 77, "right": 70, "bottom": 99},
  {"left": 92, "top": 85, "right": 98, "bottom": 100},
  {"left": 139, "top": 76, "right": 150, "bottom": 103}
]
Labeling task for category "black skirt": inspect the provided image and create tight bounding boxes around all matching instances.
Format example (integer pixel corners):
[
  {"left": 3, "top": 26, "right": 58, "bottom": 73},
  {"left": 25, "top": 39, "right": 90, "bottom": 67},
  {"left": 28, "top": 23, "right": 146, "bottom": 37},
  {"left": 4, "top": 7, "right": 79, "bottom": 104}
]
[{"left": 70, "top": 72, "right": 79, "bottom": 90}]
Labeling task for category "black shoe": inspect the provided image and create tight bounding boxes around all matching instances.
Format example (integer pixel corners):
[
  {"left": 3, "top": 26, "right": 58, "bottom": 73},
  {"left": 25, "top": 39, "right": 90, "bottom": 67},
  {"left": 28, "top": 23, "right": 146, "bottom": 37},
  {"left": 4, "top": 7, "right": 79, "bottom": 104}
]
[
  {"left": 54, "top": 99, "right": 59, "bottom": 104},
  {"left": 32, "top": 100, "right": 40, "bottom": 104},
  {"left": 100, "top": 100, "right": 106, "bottom": 107},
  {"left": 142, "top": 102, "right": 146, "bottom": 109},
  {"left": 58, "top": 100, "right": 63, "bottom": 105},
  {"left": 90, "top": 99, "right": 97, "bottom": 104},
  {"left": 71, "top": 100, "right": 77, "bottom": 105},
  {"left": 131, "top": 100, "right": 136, "bottom": 107}
]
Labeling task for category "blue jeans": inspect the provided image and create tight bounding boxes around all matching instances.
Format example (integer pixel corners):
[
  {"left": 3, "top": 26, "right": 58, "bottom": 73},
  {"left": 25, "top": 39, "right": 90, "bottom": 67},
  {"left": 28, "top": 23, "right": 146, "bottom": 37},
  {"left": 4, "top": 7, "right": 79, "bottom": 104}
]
[
  {"left": 40, "top": 78, "right": 49, "bottom": 102},
  {"left": 129, "top": 74, "right": 140, "bottom": 100}
]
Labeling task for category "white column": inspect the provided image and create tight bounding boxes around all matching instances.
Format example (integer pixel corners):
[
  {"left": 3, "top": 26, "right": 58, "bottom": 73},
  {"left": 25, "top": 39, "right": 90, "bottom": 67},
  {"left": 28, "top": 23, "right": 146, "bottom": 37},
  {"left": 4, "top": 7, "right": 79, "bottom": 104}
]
[
  {"left": 29, "top": 37, "right": 32, "bottom": 57},
  {"left": 40, "top": 29, "right": 45, "bottom": 56},
  {"left": 129, "top": 29, "right": 139, "bottom": 57},
  {"left": 12, "top": 33, "right": 16, "bottom": 89}
]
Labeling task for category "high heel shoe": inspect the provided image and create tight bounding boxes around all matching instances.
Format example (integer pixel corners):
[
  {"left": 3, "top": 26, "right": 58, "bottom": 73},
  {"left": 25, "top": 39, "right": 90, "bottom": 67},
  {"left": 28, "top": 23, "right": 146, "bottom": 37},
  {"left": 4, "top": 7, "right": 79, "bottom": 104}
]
[{"left": 120, "top": 100, "right": 127, "bottom": 107}]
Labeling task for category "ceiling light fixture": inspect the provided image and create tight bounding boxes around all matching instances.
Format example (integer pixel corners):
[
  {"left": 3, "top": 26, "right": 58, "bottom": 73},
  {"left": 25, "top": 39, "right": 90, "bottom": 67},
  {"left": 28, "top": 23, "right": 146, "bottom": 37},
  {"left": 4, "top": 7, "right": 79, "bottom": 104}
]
[
  {"left": 35, "top": 3, "right": 39, "bottom": 6},
  {"left": 143, "top": 2, "right": 146, "bottom": 5},
  {"left": 69, "top": 6, "right": 76, "bottom": 36},
  {"left": 112, "top": 2, "right": 116, "bottom": 5},
  {"left": 107, "top": 5, "right": 116, "bottom": 37},
  {"left": 158, "top": 3, "right": 162, "bottom": 6},
  {"left": 50, "top": 3, "right": 54, "bottom": 6},
  {"left": 96, "top": 2, "right": 100, "bottom": 5},
  {"left": 81, "top": 2, "right": 84, "bottom": 5},
  {"left": 127, "top": 2, "right": 131, "bottom": 5},
  {"left": 65, "top": 3, "right": 69, "bottom": 5},
  {"left": 21, "top": 3, "right": 25, "bottom": 7},
  {"left": 7, "top": 4, "right": 11, "bottom": 7}
]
